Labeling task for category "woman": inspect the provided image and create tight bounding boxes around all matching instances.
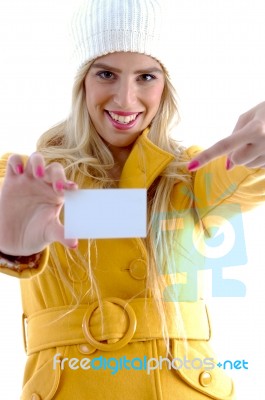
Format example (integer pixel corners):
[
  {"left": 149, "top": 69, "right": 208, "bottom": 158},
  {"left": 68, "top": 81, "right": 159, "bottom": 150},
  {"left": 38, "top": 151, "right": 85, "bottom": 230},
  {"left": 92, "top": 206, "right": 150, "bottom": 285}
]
[{"left": 0, "top": 0, "right": 265, "bottom": 399}]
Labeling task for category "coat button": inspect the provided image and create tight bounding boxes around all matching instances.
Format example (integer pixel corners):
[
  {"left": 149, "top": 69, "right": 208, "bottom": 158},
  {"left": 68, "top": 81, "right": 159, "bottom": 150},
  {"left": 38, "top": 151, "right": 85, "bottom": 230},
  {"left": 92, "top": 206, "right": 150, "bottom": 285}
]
[
  {"left": 199, "top": 371, "right": 212, "bottom": 387},
  {"left": 31, "top": 394, "right": 41, "bottom": 400},
  {"left": 129, "top": 259, "right": 147, "bottom": 280},
  {"left": 78, "top": 343, "right": 96, "bottom": 355}
]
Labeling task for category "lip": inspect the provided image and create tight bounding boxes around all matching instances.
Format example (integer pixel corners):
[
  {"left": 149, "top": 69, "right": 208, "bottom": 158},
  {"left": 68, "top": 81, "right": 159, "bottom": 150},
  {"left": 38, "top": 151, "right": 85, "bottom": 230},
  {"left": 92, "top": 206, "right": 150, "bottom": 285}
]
[
  {"left": 105, "top": 110, "right": 141, "bottom": 130},
  {"left": 107, "top": 110, "right": 141, "bottom": 116}
]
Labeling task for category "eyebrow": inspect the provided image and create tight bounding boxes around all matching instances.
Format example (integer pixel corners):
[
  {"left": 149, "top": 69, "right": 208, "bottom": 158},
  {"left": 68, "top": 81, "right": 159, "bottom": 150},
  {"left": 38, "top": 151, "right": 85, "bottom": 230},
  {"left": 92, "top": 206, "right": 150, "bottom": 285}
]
[{"left": 91, "top": 62, "right": 163, "bottom": 74}]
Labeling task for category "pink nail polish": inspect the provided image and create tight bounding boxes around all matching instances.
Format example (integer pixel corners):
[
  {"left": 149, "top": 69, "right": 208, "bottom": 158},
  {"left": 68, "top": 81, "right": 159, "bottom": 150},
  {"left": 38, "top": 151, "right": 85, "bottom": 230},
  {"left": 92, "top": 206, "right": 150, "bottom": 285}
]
[
  {"left": 36, "top": 165, "right": 44, "bottom": 178},
  {"left": 188, "top": 160, "right": 200, "bottom": 171},
  {"left": 55, "top": 180, "right": 64, "bottom": 191},
  {"left": 226, "top": 158, "right": 232, "bottom": 170},
  {"left": 16, "top": 164, "right": 24, "bottom": 174},
  {"left": 66, "top": 181, "right": 76, "bottom": 187}
]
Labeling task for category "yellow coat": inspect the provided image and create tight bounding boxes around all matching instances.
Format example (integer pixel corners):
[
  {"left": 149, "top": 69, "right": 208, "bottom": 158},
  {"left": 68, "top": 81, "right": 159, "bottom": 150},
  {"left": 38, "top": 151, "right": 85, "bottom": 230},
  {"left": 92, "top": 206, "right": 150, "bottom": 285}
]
[{"left": 1, "top": 129, "right": 265, "bottom": 400}]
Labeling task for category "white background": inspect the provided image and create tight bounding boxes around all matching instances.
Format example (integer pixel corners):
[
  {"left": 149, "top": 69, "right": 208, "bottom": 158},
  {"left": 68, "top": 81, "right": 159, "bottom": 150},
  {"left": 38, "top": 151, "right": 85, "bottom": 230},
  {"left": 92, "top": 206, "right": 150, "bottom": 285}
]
[{"left": 0, "top": 0, "right": 265, "bottom": 398}]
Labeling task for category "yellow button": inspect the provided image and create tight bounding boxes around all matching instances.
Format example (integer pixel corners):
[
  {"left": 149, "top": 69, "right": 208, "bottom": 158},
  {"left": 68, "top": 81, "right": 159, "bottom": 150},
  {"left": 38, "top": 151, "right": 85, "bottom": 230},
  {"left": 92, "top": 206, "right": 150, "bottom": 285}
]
[
  {"left": 129, "top": 259, "right": 147, "bottom": 280},
  {"left": 199, "top": 371, "right": 212, "bottom": 387},
  {"left": 31, "top": 394, "right": 41, "bottom": 400},
  {"left": 78, "top": 343, "right": 96, "bottom": 355}
]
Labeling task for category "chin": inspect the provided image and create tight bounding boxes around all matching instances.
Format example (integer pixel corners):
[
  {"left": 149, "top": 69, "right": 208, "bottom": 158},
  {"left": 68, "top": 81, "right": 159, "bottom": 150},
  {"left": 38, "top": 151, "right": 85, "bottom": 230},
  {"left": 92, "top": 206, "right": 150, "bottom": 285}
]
[{"left": 106, "top": 133, "right": 142, "bottom": 147}]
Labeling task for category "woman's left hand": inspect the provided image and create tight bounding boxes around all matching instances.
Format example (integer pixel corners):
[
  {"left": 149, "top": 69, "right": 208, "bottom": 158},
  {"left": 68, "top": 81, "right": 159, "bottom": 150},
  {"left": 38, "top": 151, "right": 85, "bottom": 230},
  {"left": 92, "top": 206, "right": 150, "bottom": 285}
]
[{"left": 188, "top": 101, "right": 265, "bottom": 171}]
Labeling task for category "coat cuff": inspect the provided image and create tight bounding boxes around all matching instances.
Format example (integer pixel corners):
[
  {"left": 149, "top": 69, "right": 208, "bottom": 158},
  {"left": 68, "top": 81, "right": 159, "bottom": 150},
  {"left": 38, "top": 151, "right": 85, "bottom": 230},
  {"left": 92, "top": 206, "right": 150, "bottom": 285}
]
[{"left": 0, "top": 248, "right": 49, "bottom": 279}]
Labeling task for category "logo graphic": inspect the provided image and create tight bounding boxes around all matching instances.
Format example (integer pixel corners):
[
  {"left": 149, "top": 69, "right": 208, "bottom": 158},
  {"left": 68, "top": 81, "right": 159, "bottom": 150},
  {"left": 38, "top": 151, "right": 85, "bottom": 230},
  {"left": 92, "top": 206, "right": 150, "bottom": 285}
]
[{"left": 154, "top": 173, "right": 247, "bottom": 301}]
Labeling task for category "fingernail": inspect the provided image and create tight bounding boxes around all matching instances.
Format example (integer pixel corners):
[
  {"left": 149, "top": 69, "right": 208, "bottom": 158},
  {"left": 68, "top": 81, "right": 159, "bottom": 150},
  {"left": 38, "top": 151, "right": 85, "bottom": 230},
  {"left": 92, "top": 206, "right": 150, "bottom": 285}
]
[
  {"left": 226, "top": 158, "right": 232, "bottom": 170},
  {"left": 16, "top": 164, "right": 24, "bottom": 174},
  {"left": 55, "top": 180, "right": 64, "bottom": 191},
  {"left": 188, "top": 160, "right": 200, "bottom": 171},
  {"left": 66, "top": 181, "right": 77, "bottom": 188},
  {"left": 36, "top": 165, "right": 44, "bottom": 178}
]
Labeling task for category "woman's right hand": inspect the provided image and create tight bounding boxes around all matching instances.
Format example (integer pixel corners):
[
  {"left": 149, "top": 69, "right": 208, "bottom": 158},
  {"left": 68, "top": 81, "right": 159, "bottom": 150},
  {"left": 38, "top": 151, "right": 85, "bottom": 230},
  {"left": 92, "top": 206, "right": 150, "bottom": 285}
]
[{"left": 0, "top": 153, "right": 78, "bottom": 256}]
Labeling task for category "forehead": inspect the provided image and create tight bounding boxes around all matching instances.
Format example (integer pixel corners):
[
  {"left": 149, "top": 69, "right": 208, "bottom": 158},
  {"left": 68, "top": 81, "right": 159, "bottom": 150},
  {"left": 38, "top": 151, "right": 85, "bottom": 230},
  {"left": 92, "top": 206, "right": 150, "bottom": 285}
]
[{"left": 91, "top": 52, "right": 163, "bottom": 71}]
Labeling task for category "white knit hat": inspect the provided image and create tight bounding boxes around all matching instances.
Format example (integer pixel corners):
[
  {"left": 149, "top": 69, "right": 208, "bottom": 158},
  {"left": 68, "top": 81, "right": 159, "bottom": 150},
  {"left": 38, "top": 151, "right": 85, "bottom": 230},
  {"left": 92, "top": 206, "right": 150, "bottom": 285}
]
[{"left": 69, "top": 0, "right": 170, "bottom": 74}]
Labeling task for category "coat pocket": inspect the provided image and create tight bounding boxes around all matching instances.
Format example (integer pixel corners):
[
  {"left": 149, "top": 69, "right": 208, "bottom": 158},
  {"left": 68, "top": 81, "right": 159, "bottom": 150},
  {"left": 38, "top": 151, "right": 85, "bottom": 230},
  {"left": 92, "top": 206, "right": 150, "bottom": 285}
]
[
  {"left": 20, "top": 347, "right": 65, "bottom": 400},
  {"left": 171, "top": 339, "right": 235, "bottom": 400}
]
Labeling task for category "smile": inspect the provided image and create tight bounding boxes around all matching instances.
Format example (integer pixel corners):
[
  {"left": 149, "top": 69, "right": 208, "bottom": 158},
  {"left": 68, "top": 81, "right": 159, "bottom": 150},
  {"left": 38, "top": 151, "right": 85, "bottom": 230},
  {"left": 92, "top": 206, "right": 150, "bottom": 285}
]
[{"left": 107, "top": 111, "right": 140, "bottom": 125}]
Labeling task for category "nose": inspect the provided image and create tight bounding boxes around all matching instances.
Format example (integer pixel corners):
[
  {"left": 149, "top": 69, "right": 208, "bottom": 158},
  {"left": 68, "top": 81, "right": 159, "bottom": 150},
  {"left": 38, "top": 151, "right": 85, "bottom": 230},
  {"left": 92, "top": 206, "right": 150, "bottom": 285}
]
[{"left": 113, "top": 79, "right": 137, "bottom": 108}]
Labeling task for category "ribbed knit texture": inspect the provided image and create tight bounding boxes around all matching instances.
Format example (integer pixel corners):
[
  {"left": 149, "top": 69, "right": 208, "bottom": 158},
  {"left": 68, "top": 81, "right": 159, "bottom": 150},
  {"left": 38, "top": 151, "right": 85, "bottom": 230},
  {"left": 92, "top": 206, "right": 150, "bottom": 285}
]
[{"left": 69, "top": 0, "right": 169, "bottom": 73}]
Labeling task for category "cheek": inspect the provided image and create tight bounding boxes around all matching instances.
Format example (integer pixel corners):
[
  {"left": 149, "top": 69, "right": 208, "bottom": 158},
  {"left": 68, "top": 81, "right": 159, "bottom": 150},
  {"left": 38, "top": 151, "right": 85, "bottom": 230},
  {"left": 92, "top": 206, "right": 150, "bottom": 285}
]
[
  {"left": 85, "top": 94, "right": 100, "bottom": 119},
  {"left": 85, "top": 79, "right": 103, "bottom": 110},
  {"left": 147, "top": 86, "right": 164, "bottom": 113}
]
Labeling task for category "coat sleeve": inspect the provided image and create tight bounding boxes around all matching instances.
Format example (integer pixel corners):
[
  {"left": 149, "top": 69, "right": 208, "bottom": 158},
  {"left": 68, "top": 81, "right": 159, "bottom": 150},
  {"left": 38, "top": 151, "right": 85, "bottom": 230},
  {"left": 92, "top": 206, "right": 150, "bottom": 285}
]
[
  {"left": 187, "top": 146, "right": 265, "bottom": 233},
  {"left": 0, "top": 153, "right": 49, "bottom": 279}
]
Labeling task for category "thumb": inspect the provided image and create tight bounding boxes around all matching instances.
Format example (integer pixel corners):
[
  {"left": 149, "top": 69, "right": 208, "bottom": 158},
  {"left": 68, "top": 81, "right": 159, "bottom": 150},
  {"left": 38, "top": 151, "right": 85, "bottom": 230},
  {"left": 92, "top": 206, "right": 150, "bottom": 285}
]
[{"left": 45, "top": 220, "right": 78, "bottom": 249}]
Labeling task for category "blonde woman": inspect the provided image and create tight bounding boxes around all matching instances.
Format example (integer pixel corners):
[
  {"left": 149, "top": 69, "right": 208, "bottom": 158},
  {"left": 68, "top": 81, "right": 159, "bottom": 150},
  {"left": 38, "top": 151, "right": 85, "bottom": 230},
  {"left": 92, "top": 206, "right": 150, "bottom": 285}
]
[{"left": 1, "top": 0, "right": 265, "bottom": 399}]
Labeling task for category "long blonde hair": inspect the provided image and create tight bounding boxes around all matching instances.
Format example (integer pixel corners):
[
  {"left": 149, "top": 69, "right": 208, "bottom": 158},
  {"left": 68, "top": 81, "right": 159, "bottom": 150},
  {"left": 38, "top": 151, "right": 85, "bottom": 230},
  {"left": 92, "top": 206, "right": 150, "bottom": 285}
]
[{"left": 37, "top": 59, "right": 192, "bottom": 350}]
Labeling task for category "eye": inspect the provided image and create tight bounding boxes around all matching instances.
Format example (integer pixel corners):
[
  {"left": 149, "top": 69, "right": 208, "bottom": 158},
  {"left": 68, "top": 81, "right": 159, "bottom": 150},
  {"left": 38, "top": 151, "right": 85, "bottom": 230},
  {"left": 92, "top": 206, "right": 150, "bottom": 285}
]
[
  {"left": 138, "top": 74, "right": 156, "bottom": 82},
  {"left": 96, "top": 71, "right": 115, "bottom": 80}
]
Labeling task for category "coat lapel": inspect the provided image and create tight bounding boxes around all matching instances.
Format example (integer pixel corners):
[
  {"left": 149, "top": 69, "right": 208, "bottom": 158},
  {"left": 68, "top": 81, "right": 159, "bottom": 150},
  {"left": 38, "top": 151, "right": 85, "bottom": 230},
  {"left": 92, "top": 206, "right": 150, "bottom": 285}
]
[{"left": 119, "top": 128, "right": 174, "bottom": 188}]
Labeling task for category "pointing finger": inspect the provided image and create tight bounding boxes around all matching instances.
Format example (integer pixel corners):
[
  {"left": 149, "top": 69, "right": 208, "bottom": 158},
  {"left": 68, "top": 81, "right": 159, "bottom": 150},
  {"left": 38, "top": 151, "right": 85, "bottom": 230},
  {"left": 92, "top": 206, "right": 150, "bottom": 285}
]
[{"left": 187, "top": 122, "right": 255, "bottom": 171}]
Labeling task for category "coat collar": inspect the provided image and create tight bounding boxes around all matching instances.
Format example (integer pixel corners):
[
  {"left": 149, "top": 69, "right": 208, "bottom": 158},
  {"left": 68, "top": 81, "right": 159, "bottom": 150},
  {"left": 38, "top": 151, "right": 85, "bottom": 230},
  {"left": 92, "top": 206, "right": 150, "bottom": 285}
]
[{"left": 119, "top": 128, "right": 174, "bottom": 188}]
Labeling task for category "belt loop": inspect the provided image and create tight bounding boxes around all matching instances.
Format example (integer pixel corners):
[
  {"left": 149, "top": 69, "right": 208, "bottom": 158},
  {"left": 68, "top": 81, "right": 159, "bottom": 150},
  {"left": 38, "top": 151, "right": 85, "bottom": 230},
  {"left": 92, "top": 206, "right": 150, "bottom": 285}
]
[{"left": 22, "top": 313, "right": 28, "bottom": 354}]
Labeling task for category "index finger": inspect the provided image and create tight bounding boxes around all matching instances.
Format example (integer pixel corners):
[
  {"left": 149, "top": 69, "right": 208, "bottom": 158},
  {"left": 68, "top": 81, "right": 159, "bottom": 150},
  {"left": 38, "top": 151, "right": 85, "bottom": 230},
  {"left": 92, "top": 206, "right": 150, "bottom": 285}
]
[
  {"left": 187, "top": 134, "right": 242, "bottom": 171},
  {"left": 5, "top": 154, "right": 25, "bottom": 176}
]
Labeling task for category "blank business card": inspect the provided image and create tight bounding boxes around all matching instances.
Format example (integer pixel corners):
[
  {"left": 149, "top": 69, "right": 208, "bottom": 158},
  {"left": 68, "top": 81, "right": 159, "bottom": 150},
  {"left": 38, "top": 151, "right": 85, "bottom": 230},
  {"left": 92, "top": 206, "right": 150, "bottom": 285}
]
[{"left": 64, "top": 189, "right": 147, "bottom": 239}]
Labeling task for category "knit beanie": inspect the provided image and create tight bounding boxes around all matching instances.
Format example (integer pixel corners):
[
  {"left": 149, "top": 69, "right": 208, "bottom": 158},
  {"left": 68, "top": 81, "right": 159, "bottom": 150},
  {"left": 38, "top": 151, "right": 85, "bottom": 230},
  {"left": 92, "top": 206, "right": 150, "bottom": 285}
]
[{"left": 69, "top": 0, "right": 170, "bottom": 74}]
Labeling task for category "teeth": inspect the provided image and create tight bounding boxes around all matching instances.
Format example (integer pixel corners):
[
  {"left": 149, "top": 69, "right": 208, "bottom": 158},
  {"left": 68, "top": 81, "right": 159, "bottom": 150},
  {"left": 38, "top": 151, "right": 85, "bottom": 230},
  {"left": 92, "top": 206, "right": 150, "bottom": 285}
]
[{"left": 108, "top": 111, "right": 138, "bottom": 124}]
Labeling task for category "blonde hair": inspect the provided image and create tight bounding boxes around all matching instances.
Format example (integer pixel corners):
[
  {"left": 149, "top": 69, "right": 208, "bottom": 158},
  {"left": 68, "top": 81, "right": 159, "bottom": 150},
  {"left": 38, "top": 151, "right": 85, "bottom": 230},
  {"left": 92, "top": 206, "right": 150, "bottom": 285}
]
[{"left": 37, "top": 59, "right": 192, "bottom": 352}]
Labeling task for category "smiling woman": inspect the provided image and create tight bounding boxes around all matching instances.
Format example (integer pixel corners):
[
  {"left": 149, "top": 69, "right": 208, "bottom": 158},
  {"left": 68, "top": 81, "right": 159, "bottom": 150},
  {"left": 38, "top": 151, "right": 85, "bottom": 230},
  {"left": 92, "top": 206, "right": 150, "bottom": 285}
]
[
  {"left": 84, "top": 53, "right": 165, "bottom": 169},
  {"left": 1, "top": 1, "right": 265, "bottom": 400}
]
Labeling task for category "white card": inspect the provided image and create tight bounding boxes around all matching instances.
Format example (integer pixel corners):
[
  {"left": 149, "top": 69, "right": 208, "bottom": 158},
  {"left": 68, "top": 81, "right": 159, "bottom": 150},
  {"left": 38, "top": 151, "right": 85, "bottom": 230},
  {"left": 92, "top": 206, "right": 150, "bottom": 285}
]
[{"left": 64, "top": 189, "right": 147, "bottom": 239}]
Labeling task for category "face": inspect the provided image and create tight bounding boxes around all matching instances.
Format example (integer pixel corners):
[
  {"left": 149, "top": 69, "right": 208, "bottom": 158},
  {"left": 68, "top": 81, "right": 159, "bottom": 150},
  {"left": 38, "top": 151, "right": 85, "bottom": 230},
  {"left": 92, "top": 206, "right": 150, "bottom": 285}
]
[{"left": 84, "top": 52, "right": 165, "bottom": 150}]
